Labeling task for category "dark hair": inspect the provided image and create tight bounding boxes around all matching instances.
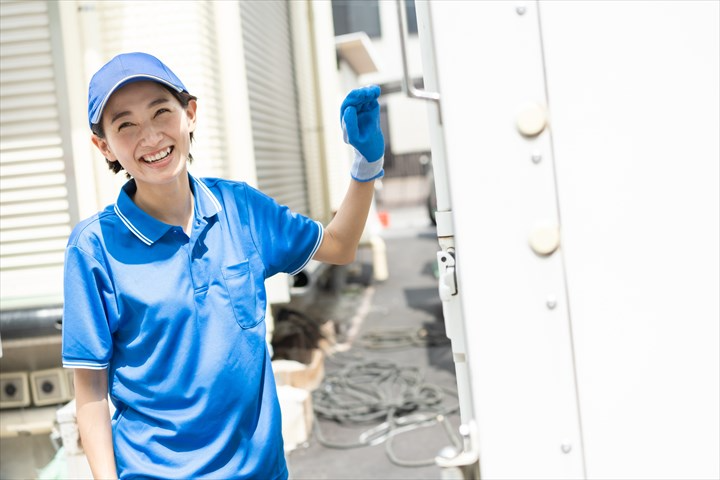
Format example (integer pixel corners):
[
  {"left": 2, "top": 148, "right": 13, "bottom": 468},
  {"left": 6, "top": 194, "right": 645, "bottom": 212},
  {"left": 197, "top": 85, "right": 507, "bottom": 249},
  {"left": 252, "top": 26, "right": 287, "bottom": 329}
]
[{"left": 90, "top": 86, "right": 198, "bottom": 177}]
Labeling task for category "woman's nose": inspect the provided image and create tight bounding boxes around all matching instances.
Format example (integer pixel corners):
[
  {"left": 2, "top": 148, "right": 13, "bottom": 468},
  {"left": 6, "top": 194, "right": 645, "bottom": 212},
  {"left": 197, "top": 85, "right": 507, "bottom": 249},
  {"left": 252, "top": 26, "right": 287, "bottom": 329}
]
[{"left": 140, "top": 123, "right": 162, "bottom": 146}]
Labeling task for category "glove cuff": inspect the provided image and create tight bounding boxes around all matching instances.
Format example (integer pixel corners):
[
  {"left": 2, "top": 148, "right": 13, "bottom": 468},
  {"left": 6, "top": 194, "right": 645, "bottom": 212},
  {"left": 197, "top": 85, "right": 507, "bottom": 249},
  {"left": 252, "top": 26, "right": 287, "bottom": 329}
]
[{"left": 350, "top": 149, "right": 384, "bottom": 182}]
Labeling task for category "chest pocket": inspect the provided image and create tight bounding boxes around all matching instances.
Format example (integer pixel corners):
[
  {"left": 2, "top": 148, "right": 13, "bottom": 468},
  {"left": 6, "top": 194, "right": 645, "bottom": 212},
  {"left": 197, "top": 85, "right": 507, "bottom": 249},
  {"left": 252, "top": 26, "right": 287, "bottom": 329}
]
[{"left": 221, "top": 260, "right": 261, "bottom": 329}]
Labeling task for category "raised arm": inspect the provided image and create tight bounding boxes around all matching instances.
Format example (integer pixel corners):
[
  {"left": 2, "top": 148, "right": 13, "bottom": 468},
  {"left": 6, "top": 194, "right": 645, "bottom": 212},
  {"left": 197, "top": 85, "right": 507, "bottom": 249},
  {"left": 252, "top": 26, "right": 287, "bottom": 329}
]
[
  {"left": 313, "top": 85, "right": 385, "bottom": 265},
  {"left": 75, "top": 368, "right": 118, "bottom": 479}
]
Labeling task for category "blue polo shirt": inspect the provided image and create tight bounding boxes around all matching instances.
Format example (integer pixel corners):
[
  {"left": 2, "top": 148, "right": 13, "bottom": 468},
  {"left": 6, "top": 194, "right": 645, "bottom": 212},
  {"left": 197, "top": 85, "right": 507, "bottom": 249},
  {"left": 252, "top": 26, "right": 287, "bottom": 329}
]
[{"left": 62, "top": 174, "right": 322, "bottom": 479}]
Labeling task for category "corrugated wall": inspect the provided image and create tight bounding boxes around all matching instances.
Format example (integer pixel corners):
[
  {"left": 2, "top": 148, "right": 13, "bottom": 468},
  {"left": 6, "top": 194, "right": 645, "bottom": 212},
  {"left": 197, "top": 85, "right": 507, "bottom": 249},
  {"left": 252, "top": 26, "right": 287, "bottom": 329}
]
[
  {"left": 240, "top": 0, "right": 309, "bottom": 215},
  {"left": 0, "top": 0, "right": 71, "bottom": 307}
]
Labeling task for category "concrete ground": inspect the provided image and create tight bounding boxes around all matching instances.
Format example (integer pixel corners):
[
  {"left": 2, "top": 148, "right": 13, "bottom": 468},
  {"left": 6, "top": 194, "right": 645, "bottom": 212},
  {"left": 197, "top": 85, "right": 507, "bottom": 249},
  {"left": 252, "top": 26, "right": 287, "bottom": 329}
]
[{"left": 284, "top": 204, "right": 462, "bottom": 480}]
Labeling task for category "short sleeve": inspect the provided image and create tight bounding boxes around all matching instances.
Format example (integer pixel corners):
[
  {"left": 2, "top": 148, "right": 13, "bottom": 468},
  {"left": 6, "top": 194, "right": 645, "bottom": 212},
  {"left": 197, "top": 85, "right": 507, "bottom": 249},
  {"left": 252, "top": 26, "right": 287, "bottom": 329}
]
[
  {"left": 243, "top": 186, "right": 323, "bottom": 278},
  {"left": 61, "top": 245, "right": 115, "bottom": 369}
]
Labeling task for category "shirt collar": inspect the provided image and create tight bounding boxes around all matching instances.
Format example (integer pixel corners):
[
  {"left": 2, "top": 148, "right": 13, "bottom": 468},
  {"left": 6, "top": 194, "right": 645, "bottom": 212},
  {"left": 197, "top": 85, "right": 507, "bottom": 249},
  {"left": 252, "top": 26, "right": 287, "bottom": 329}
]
[
  {"left": 190, "top": 174, "right": 223, "bottom": 220},
  {"left": 114, "top": 173, "right": 222, "bottom": 246}
]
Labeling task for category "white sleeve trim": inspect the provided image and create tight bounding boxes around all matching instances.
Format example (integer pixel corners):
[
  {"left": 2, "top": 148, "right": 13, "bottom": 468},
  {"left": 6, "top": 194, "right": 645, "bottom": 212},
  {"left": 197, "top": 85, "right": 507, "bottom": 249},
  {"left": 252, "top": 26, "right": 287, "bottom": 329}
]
[
  {"left": 63, "top": 360, "right": 109, "bottom": 370},
  {"left": 289, "top": 221, "right": 324, "bottom": 276}
]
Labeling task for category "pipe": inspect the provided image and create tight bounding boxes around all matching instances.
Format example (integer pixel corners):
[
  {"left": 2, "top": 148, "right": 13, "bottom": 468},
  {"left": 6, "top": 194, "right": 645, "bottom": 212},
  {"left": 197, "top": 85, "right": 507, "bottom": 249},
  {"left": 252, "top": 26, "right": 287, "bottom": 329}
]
[{"left": 0, "top": 307, "right": 63, "bottom": 340}]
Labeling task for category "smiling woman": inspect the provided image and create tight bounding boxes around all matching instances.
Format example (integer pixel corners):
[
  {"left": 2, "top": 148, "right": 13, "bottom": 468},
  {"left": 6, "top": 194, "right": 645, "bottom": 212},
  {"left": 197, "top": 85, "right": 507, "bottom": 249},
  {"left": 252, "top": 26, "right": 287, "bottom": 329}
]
[{"left": 62, "top": 51, "right": 386, "bottom": 479}]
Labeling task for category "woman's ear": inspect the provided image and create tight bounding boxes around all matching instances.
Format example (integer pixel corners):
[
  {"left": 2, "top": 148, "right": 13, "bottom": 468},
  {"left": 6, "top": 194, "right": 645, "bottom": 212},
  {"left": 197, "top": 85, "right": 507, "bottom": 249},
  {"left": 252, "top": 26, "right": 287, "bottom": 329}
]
[
  {"left": 186, "top": 99, "right": 197, "bottom": 133},
  {"left": 91, "top": 134, "right": 114, "bottom": 160}
]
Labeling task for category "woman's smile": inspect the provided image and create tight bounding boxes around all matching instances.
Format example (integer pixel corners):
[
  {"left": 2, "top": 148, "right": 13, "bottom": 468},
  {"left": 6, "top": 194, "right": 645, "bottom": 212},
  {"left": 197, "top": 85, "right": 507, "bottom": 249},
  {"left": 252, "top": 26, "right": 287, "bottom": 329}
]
[{"left": 140, "top": 146, "right": 174, "bottom": 164}]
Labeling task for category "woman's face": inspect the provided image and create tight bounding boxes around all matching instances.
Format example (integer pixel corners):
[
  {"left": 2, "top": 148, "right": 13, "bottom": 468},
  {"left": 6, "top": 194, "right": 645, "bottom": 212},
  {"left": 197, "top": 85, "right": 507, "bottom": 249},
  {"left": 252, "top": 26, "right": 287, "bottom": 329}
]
[{"left": 92, "top": 81, "right": 197, "bottom": 189}]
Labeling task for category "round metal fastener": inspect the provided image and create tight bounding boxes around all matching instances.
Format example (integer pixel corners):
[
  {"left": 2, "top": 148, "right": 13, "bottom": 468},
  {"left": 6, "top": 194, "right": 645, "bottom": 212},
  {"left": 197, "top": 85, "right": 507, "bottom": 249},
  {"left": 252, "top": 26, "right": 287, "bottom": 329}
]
[
  {"left": 516, "top": 103, "right": 548, "bottom": 137},
  {"left": 529, "top": 224, "right": 560, "bottom": 256}
]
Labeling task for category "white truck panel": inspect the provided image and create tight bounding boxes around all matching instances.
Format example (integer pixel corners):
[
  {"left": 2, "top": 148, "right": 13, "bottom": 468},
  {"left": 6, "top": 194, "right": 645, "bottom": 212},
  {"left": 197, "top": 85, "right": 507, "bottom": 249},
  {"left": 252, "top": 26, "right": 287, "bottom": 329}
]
[
  {"left": 541, "top": 1, "right": 720, "bottom": 478},
  {"left": 424, "top": 1, "right": 584, "bottom": 477},
  {"left": 419, "top": 0, "right": 719, "bottom": 478}
]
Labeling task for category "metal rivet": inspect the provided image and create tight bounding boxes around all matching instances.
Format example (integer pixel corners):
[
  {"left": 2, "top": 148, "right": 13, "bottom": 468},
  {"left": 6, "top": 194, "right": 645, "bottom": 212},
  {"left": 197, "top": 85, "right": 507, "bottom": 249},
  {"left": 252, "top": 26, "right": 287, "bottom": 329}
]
[
  {"left": 516, "top": 103, "right": 548, "bottom": 137},
  {"left": 529, "top": 224, "right": 560, "bottom": 256},
  {"left": 561, "top": 441, "right": 572, "bottom": 454},
  {"left": 516, "top": 5, "right": 527, "bottom": 15},
  {"left": 546, "top": 295, "right": 557, "bottom": 310},
  {"left": 531, "top": 152, "right": 542, "bottom": 164}
]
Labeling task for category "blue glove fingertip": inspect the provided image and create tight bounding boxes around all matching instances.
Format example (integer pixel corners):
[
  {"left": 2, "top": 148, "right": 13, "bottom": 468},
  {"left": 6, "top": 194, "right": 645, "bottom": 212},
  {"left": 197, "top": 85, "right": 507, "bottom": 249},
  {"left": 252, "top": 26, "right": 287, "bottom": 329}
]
[{"left": 340, "top": 85, "right": 381, "bottom": 123}]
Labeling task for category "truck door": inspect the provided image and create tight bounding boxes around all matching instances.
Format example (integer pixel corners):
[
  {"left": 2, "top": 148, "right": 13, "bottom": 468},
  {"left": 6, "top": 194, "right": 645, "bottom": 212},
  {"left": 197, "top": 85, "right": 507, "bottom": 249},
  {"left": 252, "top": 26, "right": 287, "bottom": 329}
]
[{"left": 411, "top": 1, "right": 719, "bottom": 478}]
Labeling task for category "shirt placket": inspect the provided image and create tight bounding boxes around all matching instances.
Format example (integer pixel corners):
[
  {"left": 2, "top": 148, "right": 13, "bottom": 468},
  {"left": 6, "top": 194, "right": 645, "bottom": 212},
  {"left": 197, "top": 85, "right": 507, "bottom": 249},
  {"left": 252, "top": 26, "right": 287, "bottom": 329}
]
[{"left": 186, "top": 216, "right": 213, "bottom": 296}]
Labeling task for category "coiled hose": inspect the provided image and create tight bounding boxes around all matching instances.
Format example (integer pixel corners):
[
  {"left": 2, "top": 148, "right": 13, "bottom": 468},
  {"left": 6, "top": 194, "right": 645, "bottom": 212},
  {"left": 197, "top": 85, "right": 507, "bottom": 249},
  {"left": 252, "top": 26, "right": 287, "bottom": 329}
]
[{"left": 312, "top": 356, "right": 460, "bottom": 467}]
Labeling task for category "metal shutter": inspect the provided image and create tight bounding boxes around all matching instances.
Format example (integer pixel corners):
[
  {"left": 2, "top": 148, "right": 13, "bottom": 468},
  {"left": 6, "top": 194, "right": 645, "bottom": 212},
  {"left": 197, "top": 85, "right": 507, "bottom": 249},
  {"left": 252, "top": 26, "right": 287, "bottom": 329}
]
[
  {"left": 93, "top": 0, "right": 227, "bottom": 179},
  {"left": 0, "top": 0, "right": 73, "bottom": 308},
  {"left": 240, "top": 0, "right": 309, "bottom": 215},
  {"left": 290, "top": 0, "right": 331, "bottom": 223}
]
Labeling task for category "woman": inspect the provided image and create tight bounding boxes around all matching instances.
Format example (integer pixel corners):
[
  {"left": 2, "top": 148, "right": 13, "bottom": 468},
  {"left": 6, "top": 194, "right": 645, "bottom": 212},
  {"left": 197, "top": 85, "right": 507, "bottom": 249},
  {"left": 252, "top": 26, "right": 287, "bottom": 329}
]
[{"left": 62, "top": 52, "right": 384, "bottom": 479}]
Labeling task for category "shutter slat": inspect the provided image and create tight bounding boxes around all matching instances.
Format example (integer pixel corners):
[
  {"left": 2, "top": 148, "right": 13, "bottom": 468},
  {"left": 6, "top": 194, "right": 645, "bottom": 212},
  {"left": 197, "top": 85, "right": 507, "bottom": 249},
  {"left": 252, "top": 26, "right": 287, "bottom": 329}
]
[
  {"left": 0, "top": 173, "right": 66, "bottom": 191},
  {"left": 0, "top": 52, "right": 53, "bottom": 70},
  {"left": 0, "top": 1, "right": 48, "bottom": 17},
  {"left": 1, "top": 106, "right": 60, "bottom": 124},
  {"left": 0, "top": 146, "right": 63, "bottom": 164},
  {"left": 1, "top": 212, "right": 71, "bottom": 231},
  {"left": 0, "top": 40, "right": 51, "bottom": 57},
  {"left": 0, "top": 186, "right": 68, "bottom": 204},
  {"left": 0, "top": 65, "right": 55, "bottom": 83},
  {"left": 1, "top": 199, "right": 69, "bottom": 217},
  {"left": 1, "top": 224, "right": 71, "bottom": 242},
  {"left": 0, "top": 79, "right": 56, "bottom": 97},
  {"left": 0, "top": 119, "right": 61, "bottom": 137},
  {"left": 0, "top": 253, "right": 65, "bottom": 270},
  {"left": 0, "top": 27, "right": 51, "bottom": 44},
  {"left": 0, "top": 92, "right": 57, "bottom": 110},
  {"left": 1, "top": 238, "right": 68, "bottom": 257},
  {"left": 0, "top": 159, "right": 64, "bottom": 177}
]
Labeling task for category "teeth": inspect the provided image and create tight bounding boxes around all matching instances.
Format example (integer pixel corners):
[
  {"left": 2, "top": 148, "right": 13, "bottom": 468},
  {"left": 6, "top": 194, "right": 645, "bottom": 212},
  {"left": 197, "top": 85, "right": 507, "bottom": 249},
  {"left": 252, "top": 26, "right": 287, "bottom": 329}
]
[{"left": 143, "top": 147, "right": 172, "bottom": 163}]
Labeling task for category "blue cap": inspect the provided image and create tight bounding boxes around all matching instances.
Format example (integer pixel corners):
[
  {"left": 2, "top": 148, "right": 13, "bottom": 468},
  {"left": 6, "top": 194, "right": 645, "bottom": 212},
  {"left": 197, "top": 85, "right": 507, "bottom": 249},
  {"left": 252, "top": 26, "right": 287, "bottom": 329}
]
[{"left": 88, "top": 52, "right": 186, "bottom": 128}]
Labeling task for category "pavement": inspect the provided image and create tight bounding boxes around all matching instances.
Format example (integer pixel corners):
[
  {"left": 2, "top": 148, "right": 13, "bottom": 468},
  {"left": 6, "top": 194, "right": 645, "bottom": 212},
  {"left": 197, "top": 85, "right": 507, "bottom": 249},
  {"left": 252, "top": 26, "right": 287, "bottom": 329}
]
[{"left": 283, "top": 205, "right": 462, "bottom": 480}]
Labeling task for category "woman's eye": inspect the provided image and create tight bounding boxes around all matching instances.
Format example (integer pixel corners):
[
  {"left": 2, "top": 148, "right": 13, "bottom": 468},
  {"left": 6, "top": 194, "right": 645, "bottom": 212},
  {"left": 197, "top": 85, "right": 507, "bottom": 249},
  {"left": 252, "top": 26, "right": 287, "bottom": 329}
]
[
  {"left": 155, "top": 108, "right": 170, "bottom": 117},
  {"left": 118, "top": 122, "right": 133, "bottom": 130}
]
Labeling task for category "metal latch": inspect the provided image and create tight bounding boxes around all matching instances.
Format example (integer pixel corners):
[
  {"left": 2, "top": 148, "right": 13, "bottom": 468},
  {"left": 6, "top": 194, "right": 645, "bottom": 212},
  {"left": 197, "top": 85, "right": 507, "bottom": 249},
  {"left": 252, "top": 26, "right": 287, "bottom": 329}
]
[{"left": 437, "top": 249, "right": 458, "bottom": 300}]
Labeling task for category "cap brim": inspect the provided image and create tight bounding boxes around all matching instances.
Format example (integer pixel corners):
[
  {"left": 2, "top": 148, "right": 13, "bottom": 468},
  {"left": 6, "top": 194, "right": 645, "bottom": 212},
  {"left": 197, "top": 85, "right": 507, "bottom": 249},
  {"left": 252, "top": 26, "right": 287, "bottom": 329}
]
[{"left": 90, "top": 74, "right": 184, "bottom": 126}]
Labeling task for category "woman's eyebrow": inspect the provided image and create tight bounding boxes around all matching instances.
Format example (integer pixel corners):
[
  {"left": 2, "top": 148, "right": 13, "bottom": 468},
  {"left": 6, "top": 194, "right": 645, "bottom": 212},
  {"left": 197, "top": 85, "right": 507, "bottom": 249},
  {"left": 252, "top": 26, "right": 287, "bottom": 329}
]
[
  {"left": 109, "top": 97, "right": 170, "bottom": 125},
  {"left": 147, "top": 97, "right": 170, "bottom": 108}
]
